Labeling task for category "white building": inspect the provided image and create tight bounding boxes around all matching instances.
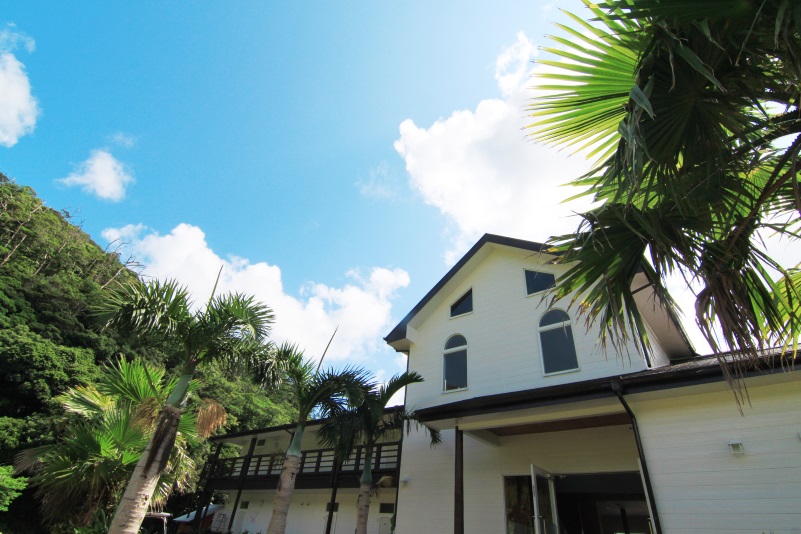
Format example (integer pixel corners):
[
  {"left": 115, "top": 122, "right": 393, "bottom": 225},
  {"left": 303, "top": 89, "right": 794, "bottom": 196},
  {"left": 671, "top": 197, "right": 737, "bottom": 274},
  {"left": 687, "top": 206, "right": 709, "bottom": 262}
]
[
  {"left": 385, "top": 234, "right": 801, "bottom": 534},
  {"left": 198, "top": 233, "right": 801, "bottom": 534}
]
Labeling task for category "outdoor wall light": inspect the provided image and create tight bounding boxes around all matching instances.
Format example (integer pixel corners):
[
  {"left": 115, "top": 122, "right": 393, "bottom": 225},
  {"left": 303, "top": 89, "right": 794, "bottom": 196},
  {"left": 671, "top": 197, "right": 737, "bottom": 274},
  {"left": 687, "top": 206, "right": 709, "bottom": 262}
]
[
  {"left": 400, "top": 477, "right": 410, "bottom": 486},
  {"left": 728, "top": 441, "right": 744, "bottom": 456}
]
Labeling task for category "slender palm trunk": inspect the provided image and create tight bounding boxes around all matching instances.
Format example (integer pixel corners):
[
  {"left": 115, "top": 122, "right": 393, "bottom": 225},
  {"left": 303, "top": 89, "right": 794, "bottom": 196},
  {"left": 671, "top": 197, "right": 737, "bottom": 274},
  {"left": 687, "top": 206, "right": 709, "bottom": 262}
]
[
  {"left": 107, "top": 406, "right": 182, "bottom": 534},
  {"left": 354, "top": 481, "right": 372, "bottom": 534},
  {"left": 108, "top": 363, "right": 195, "bottom": 534},
  {"left": 266, "top": 454, "right": 300, "bottom": 534},
  {"left": 354, "top": 448, "right": 373, "bottom": 534},
  {"left": 267, "top": 425, "right": 305, "bottom": 534}
]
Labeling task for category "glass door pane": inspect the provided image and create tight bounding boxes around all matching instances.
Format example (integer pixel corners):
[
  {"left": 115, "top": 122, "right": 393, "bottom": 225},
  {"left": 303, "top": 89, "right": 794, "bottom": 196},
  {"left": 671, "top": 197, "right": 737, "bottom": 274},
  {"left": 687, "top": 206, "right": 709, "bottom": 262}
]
[
  {"left": 504, "top": 476, "right": 535, "bottom": 534},
  {"left": 530, "top": 466, "right": 559, "bottom": 534}
]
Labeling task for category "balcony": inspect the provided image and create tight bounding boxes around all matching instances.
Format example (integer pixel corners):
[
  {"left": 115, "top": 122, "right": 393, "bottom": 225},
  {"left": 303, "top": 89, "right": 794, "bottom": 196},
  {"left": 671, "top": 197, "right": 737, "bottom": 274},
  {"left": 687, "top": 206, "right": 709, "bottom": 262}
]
[{"left": 202, "top": 441, "right": 401, "bottom": 491}]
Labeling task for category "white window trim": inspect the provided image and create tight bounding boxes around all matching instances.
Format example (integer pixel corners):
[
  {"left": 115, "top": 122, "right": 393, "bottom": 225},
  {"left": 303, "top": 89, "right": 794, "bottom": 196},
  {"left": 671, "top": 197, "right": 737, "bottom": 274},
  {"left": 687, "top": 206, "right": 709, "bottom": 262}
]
[
  {"left": 449, "top": 288, "right": 474, "bottom": 318},
  {"left": 443, "top": 335, "right": 468, "bottom": 392},
  {"left": 537, "top": 310, "right": 580, "bottom": 376},
  {"left": 523, "top": 268, "right": 557, "bottom": 297}
]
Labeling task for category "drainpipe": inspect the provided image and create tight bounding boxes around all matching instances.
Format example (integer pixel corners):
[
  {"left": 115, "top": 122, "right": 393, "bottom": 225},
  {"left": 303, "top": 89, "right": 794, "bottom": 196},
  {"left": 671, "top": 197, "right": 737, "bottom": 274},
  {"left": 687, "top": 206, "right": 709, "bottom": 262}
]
[{"left": 610, "top": 380, "right": 662, "bottom": 534}]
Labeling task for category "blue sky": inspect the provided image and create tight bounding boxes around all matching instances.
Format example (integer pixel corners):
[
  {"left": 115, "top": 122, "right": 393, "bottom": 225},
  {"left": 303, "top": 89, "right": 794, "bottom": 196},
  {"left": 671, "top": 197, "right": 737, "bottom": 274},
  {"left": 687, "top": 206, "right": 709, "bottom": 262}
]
[{"left": 2, "top": 1, "right": 727, "bottom": 386}]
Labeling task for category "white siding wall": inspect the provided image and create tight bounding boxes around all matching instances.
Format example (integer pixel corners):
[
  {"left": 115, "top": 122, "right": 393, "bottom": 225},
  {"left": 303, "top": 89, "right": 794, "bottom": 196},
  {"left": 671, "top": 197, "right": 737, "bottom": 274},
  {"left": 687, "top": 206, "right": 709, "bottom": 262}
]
[
  {"left": 633, "top": 378, "right": 801, "bottom": 534},
  {"left": 395, "top": 424, "right": 641, "bottom": 534},
  {"left": 216, "top": 488, "right": 397, "bottom": 534},
  {"left": 406, "top": 247, "right": 648, "bottom": 411}
]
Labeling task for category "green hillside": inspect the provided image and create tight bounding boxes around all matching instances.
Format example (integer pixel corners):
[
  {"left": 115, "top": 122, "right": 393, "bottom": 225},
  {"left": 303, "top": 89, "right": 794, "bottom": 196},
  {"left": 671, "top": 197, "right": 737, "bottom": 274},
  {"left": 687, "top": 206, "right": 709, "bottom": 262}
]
[{"left": 0, "top": 173, "right": 295, "bottom": 533}]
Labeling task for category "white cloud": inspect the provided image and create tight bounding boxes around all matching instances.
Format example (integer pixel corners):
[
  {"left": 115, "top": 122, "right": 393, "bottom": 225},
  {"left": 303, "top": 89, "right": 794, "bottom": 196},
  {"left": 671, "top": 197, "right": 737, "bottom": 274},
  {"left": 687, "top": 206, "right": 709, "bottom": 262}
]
[
  {"left": 59, "top": 149, "right": 134, "bottom": 201},
  {"left": 101, "top": 223, "right": 410, "bottom": 365},
  {"left": 357, "top": 161, "right": 400, "bottom": 200},
  {"left": 0, "top": 25, "right": 39, "bottom": 147},
  {"left": 109, "top": 131, "right": 137, "bottom": 148},
  {"left": 394, "top": 32, "right": 593, "bottom": 264}
]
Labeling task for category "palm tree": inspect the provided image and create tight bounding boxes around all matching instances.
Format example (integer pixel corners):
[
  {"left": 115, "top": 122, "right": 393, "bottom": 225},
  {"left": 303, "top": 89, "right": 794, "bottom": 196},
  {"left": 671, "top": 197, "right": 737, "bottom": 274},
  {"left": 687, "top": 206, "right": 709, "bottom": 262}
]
[
  {"left": 318, "top": 372, "right": 441, "bottom": 534},
  {"left": 95, "top": 279, "right": 276, "bottom": 534},
  {"left": 266, "top": 342, "right": 370, "bottom": 534},
  {"left": 527, "top": 0, "right": 801, "bottom": 395},
  {"left": 16, "top": 357, "right": 225, "bottom": 529}
]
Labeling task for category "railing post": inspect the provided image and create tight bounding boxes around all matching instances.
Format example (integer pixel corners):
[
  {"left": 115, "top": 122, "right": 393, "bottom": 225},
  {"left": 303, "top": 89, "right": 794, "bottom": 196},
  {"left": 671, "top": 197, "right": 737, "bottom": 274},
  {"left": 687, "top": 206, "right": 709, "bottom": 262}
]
[
  {"left": 354, "top": 445, "right": 363, "bottom": 472},
  {"left": 374, "top": 444, "right": 383, "bottom": 471}
]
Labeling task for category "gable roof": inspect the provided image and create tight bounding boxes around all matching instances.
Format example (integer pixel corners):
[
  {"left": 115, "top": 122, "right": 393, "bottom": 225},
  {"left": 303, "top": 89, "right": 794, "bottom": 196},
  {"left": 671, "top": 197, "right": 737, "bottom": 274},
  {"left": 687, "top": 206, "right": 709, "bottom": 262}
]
[
  {"left": 384, "top": 233, "right": 694, "bottom": 358},
  {"left": 384, "top": 233, "right": 550, "bottom": 347}
]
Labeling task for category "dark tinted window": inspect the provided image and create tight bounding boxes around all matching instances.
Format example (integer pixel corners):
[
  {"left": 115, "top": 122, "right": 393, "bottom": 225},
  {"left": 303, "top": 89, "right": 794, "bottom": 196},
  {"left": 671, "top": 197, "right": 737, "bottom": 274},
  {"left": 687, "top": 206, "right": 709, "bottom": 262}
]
[
  {"left": 450, "top": 289, "right": 473, "bottom": 317},
  {"left": 540, "top": 309, "right": 570, "bottom": 327},
  {"left": 539, "top": 310, "right": 579, "bottom": 374},
  {"left": 540, "top": 327, "right": 579, "bottom": 374},
  {"left": 444, "top": 350, "right": 467, "bottom": 390},
  {"left": 525, "top": 270, "right": 556, "bottom": 295},
  {"left": 444, "top": 334, "right": 468, "bottom": 391},
  {"left": 445, "top": 334, "right": 467, "bottom": 350},
  {"left": 379, "top": 503, "right": 395, "bottom": 514}
]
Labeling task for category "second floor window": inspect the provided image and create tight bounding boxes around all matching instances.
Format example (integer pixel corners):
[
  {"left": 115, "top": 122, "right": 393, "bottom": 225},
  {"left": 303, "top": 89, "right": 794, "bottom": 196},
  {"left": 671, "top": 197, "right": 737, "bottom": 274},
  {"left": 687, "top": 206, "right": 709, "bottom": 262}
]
[
  {"left": 539, "top": 309, "right": 579, "bottom": 375},
  {"left": 443, "top": 334, "right": 468, "bottom": 391},
  {"left": 450, "top": 289, "right": 473, "bottom": 317}
]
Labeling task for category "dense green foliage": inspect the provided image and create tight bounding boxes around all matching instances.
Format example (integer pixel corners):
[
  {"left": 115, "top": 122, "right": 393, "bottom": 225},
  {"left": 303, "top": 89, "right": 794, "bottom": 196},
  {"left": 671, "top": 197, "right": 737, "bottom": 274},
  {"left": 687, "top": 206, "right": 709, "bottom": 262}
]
[
  {"left": 528, "top": 0, "right": 801, "bottom": 387},
  {"left": 0, "top": 174, "right": 296, "bottom": 532},
  {"left": 0, "top": 465, "right": 26, "bottom": 513}
]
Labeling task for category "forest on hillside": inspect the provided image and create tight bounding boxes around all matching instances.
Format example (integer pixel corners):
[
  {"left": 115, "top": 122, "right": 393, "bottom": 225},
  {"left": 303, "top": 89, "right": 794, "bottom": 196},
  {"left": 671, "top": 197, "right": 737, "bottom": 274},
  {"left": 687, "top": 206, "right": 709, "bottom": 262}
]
[{"left": 0, "top": 173, "right": 297, "bottom": 533}]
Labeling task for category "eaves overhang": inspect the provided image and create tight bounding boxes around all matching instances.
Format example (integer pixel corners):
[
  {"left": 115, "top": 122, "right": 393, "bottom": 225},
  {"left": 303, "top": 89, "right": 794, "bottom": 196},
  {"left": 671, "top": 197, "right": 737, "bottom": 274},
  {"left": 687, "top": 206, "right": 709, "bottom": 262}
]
[
  {"left": 209, "top": 406, "right": 403, "bottom": 443},
  {"left": 414, "top": 353, "right": 788, "bottom": 423}
]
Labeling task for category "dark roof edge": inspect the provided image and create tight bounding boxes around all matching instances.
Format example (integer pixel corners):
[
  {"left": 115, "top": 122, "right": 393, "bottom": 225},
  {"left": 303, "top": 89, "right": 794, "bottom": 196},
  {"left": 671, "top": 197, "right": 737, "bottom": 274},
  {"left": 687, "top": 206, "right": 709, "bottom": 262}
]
[
  {"left": 210, "top": 406, "right": 402, "bottom": 442},
  {"left": 414, "top": 354, "right": 790, "bottom": 422},
  {"left": 384, "top": 234, "right": 550, "bottom": 345}
]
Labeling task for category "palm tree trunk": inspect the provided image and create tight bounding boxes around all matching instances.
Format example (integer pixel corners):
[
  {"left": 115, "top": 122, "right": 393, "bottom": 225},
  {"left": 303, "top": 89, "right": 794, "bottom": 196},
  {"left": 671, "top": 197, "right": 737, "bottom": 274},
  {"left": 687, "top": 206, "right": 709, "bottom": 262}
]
[
  {"left": 267, "top": 454, "right": 301, "bottom": 534},
  {"left": 354, "top": 481, "right": 372, "bottom": 534},
  {"left": 355, "top": 448, "right": 373, "bottom": 534},
  {"left": 107, "top": 405, "right": 182, "bottom": 534}
]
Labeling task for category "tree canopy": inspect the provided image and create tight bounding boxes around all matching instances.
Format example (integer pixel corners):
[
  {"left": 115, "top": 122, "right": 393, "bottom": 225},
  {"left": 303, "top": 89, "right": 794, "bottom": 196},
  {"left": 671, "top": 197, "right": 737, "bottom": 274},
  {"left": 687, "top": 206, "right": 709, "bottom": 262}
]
[
  {"left": 528, "top": 0, "right": 801, "bottom": 392},
  {"left": 0, "top": 174, "right": 296, "bottom": 533}
]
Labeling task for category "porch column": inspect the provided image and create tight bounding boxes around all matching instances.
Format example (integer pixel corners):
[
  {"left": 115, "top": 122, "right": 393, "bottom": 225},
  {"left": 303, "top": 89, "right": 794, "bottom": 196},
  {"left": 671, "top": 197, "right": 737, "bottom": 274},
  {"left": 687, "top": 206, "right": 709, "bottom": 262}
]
[
  {"left": 454, "top": 426, "right": 464, "bottom": 534},
  {"left": 228, "top": 436, "right": 259, "bottom": 533},
  {"left": 324, "top": 457, "right": 340, "bottom": 534}
]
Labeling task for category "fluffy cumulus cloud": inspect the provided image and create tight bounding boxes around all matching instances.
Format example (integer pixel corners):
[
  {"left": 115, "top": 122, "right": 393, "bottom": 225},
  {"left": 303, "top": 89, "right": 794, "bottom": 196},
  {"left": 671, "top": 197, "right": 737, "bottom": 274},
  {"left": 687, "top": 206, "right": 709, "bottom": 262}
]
[
  {"left": 59, "top": 149, "right": 134, "bottom": 201},
  {"left": 0, "top": 24, "right": 39, "bottom": 147},
  {"left": 101, "top": 223, "right": 410, "bottom": 364},
  {"left": 395, "top": 32, "right": 593, "bottom": 264}
]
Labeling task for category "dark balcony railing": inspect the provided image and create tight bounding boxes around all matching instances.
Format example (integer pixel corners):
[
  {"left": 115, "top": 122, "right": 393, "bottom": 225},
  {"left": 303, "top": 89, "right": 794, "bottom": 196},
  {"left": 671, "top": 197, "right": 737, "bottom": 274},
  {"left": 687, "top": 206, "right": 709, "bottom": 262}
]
[{"left": 208, "top": 441, "right": 400, "bottom": 481}]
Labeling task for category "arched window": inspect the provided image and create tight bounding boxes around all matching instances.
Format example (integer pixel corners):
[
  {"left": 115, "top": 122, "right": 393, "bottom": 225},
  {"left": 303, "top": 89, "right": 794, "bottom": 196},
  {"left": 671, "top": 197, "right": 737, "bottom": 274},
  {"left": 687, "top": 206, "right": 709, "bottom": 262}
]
[
  {"left": 443, "top": 334, "right": 468, "bottom": 391},
  {"left": 538, "top": 310, "right": 579, "bottom": 375}
]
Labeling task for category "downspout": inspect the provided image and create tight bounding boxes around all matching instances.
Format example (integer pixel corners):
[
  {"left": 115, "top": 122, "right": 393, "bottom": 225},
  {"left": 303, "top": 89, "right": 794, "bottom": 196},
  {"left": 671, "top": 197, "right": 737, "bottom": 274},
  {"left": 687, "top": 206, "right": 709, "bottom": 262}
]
[{"left": 611, "top": 380, "right": 662, "bottom": 534}]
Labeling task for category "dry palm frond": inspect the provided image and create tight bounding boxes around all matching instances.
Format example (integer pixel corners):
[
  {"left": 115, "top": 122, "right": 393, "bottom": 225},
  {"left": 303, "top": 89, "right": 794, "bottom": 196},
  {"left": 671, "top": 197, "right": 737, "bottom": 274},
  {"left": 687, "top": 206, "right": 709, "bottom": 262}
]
[{"left": 196, "top": 398, "right": 227, "bottom": 438}]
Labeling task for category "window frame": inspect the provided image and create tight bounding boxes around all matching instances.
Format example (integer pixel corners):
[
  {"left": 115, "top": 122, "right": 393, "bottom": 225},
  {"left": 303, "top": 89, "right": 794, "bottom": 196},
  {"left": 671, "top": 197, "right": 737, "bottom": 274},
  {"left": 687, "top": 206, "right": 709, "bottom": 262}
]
[
  {"left": 537, "top": 309, "right": 580, "bottom": 377},
  {"left": 523, "top": 269, "right": 556, "bottom": 297},
  {"left": 449, "top": 288, "right": 474, "bottom": 318},
  {"left": 442, "top": 334, "right": 468, "bottom": 392}
]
